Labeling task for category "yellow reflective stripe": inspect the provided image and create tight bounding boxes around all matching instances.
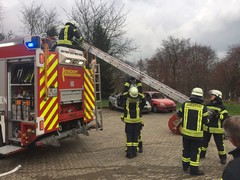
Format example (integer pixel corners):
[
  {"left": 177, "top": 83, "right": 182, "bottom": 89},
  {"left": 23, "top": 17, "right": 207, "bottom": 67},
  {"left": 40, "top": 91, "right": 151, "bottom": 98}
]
[
  {"left": 197, "top": 107, "right": 203, "bottom": 131},
  {"left": 64, "top": 25, "right": 69, "bottom": 40},
  {"left": 57, "top": 40, "right": 72, "bottom": 45},
  {"left": 43, "top": 99, "right": 58, "bottom": 125},
  {"left": 136, "top": 101, "right": 140, "bottom": 119},
  {"left": 190, "top": 161, "right": 200, "bottom": 166},
  {"left": 47, "top": 71, "right": 57, "bottom": 87},
  {"left": 84, "top": 82, "right": 94, "bottom": 102},
  {"left": 183, "top": 109, "right": 188, "bottom": 129},
  {"left": 48, "top": 113, "right": 58, "bottom": 130},
  {"left": 220, "top": 109, "right": 228, "bottom": 115},
  {"left": 137, "top": 82, "right": 142, "bottom": 87},
  {"left": 218, "top": 150, "right": 226, "bottom": 155},
  {"left": 133, "top": 143, "right": 138, "bottom": 147},
  {"left": 203, "top": 111, "right": 208, "bottom": 117},
  {"left": 208, "top": 127, "right": 224, "bottom": 134},
  {"left": 124, "top": 82, "right": 130, "bottom": 87},
  {"left": 41, "top": 97, "right": 57, "bottom": 117},
  {"left": 182, "top": 128, "right": 203, "bottom": 137},
  {"left": 203, "top": 124, "right": 208, "bottom": 131},
  {"left": 202, "top": 147, "right": 207, "bottom": 151},
  {"left": 126, "top": 142, "right": 132, "bottom": 146},
  {"left": 124, "top": 118, "right": 142, "bottom": 123},
  {"left": 208, "top": 106, "right": 221, "bottom": 111},
  {"left": 182, "top": 157, "right": 190, "bottom": 162},
  {"left": 84, "top": 109, "right": 91, "bottom": 120}
]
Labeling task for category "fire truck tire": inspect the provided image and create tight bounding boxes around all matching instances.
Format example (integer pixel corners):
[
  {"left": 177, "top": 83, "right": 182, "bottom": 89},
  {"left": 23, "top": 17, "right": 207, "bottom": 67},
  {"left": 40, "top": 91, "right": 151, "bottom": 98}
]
[{"left": 168, "top": 114, "right": 181, "bottom": 135}]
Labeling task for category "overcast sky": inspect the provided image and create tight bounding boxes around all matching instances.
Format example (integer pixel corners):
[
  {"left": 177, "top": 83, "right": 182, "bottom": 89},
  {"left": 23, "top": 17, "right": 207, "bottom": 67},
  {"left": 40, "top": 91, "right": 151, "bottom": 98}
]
[{"left": 2, "top": 0, "right": 240, "bottom": 62}]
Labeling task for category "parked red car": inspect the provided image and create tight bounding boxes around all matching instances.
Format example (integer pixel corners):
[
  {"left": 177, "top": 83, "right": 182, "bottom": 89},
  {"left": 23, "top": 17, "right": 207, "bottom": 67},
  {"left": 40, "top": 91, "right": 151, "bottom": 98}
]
[{"left": 143, "top": 91, "right": 176, "bottom": 112}]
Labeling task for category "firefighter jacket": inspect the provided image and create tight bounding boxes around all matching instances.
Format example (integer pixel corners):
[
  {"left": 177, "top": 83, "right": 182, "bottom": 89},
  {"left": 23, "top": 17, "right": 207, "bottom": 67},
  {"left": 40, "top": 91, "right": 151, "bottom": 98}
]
[
  {"left": 57, "top": 23, "right": 82, "bottom": 47},
  {"left": 121, "top": 93, "right": 146, "bottom": 123},
  {"left": 222, "top": 147, "right": 240, "bottom": 180},
  {"left": 203, "top": 100, "right": 228, "bottom": 134},
  {"left": 177, "top": 99, "right": 208, "bottom": 139}
]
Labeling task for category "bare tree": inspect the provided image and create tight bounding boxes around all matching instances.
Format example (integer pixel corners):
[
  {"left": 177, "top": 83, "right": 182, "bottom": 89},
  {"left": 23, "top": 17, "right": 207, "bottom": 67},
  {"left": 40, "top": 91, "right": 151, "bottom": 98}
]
[
  {"left": 145, "top": 36, "right": 217, "bottom": 96},
  {"left": 20, "top": 2, "right": 60, "bottom": 36},
  {"left": 70, "top": 0, "right": 136, "bottom": 58},
  {"left": 212, "top": 46, "right": 240, "bottom": 100},
  {"left": 69, "top": 0, "right": 137, "bottom": 98}
]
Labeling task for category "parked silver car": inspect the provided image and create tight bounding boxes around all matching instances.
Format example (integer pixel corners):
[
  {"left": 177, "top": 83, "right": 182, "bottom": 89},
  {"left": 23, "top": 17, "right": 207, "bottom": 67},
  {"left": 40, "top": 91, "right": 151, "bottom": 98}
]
[{"left": 108, "top": 93, "right": 152, "bottom": 113}]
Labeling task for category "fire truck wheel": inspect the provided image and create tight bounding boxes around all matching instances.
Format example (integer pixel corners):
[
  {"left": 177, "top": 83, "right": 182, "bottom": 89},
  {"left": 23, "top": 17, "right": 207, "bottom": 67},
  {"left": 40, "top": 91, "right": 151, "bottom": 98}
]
[{"left": 168, "top": 114, "right": 181, "bottom": 135}]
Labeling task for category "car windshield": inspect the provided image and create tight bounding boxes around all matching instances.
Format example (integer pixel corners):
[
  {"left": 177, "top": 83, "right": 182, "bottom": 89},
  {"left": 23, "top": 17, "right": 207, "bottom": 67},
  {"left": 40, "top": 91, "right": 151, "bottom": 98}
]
[{"left": 151, "top": 93, "right": 165, "bottom": 99}]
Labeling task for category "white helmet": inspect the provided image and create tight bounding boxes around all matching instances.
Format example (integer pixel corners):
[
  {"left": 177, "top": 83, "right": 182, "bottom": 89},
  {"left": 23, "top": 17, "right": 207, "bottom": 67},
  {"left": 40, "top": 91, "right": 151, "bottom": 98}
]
[
  {"left": 69, "top": 20, "right": 79, "bottom": 28},
  {"left": 129, "top": 87, "right": 138, "bottom": 98},
  {"left": 191, "top": 87, "right": 203, "bottom": 97},
  {"left": 209, "top": 89, "right": 222, "bottom": 99}
]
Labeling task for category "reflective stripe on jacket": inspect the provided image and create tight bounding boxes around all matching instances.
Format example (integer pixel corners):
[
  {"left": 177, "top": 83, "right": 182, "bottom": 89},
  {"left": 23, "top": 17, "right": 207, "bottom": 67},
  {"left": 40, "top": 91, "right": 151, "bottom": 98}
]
[
  {"left": 57, "top": 25, "right": 72, "bottom": 46},
  {"left": 178, "top": 101, "right": 208, "bottom": 138}
]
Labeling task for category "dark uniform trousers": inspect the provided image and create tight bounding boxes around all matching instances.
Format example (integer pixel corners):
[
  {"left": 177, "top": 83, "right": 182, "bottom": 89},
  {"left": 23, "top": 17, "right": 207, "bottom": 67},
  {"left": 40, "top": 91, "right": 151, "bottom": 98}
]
[
  {"left": 182, "top": 137, "right": 202, "bottom": 171},
  {"left": 125, "top": 123, "right": 142, "bottom": 155},
  {"left": 202, "top": 131, "right": 226, "bottom": 160}
]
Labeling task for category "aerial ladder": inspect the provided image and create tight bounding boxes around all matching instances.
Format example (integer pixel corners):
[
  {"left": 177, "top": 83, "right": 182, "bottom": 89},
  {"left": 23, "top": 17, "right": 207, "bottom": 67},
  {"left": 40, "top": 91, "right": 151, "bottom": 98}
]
[{"left": 83, "top": 42, "right": 188, "bottom": 134}]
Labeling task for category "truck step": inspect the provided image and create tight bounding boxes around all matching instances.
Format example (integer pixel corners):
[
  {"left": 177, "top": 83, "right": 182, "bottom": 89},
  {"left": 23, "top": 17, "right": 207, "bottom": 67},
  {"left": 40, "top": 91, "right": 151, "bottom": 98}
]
[{"left": 0, "top": 145, "right": 25, "bottom": 155}]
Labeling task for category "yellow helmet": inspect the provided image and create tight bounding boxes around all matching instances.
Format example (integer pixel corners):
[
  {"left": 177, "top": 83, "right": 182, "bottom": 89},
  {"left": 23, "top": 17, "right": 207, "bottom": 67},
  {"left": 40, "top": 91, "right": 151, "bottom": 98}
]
[
  {"left": 191, "top": 87, "right": 203, "bottom": 97},
  {"left": 129, "top": 87, "right": 138, "bottom": 98}
]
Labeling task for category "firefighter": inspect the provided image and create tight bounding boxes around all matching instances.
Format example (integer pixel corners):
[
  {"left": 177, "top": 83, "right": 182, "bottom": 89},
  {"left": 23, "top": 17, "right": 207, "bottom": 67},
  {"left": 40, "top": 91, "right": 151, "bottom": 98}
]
[
  {"left": 56, "top": 20, "right": 84, "bottom": 50},
  {"left": 121, "top": 86, "right": 146, "bottom": 158},
  {"left": 201, "top": 89, "right": 228, "bottom": 164},
  {"left": 122, "top": 76, "right": 144, "bottom": 153},
  {"left": 177, "top": 87, "right": 208, "bottom": 176},
  {"left": 222, "top": 116, "right": 240, "bottom": 180}
]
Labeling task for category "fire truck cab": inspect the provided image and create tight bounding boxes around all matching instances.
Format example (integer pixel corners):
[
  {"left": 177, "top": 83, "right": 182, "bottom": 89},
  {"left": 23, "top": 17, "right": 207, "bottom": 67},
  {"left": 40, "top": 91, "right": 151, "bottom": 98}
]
[{"left": 0, "top": 36, "right": 97, "bottom": 155}]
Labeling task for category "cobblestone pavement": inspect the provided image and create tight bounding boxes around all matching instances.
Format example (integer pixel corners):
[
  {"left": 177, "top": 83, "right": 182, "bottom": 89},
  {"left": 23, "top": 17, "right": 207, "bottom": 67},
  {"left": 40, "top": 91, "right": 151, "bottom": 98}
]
[{"left": 0, "top": 109, "right": 233, "bottom": 180}]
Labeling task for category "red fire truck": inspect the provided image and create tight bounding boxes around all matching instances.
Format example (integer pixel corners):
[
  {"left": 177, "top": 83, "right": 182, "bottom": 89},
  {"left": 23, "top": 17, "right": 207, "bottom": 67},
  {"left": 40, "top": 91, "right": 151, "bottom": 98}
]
[{"left": 0, "top": 36, "right": 98, "bottom": 155}]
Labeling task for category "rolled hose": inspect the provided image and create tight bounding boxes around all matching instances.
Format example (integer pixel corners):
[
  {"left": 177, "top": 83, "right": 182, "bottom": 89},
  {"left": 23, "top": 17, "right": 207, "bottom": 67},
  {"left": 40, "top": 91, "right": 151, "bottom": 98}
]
[
  {"left": 168, "top": 114, "right": 182, "bottom": 135},
  {"left": 0, "top": 165, "right": 22, "bottom": 177}
]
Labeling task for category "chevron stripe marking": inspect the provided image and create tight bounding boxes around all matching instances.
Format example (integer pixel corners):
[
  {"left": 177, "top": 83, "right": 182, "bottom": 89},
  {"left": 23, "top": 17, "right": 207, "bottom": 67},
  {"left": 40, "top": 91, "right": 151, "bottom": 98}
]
[{"left": 44, "top": 102, "right": 58, "bottom": 126}]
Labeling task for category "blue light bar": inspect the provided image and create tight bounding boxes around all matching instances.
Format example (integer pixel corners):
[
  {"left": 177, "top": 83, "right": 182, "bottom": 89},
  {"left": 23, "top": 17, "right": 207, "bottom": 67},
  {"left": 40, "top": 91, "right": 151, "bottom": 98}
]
[{"left": 24, "top": 36, "right": 41, "bottom": 49}]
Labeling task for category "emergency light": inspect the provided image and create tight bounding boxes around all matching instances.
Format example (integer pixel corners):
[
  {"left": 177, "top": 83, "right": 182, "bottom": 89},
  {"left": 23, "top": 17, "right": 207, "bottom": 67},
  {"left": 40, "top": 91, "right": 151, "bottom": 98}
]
[{"left": 24, "top": 36, "right": 41, "bottom": 49}]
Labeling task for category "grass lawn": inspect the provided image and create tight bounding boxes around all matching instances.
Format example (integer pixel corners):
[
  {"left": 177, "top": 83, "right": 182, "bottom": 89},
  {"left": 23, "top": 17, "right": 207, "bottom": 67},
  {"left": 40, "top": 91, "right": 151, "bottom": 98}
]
[{"left": 224, "top": 101, "right": 240, "bottom": 116}]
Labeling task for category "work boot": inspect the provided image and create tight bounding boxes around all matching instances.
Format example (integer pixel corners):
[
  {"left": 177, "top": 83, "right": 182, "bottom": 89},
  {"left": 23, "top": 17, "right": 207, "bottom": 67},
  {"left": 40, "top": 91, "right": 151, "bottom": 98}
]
[
  {"left": 190, "top": 167, "right": 204, "bottom": 176},
  {"left": 220, "top": 159, "right": 226, "bottom": 165},
  {"left": 126, "top": 153, "right": 134, "bottom": 159},
  {"left": 182, "top": 163, "right": 189, "bottom": 172},
  {"left": 183, "top": 167, "right": 189, "bottom": 172}
]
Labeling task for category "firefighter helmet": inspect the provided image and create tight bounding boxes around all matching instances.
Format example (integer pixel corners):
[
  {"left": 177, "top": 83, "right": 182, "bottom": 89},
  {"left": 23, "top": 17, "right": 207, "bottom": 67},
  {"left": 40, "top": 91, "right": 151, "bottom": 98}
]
[
  {"left": 129, "top": 87, "right": 138, "bottom": 98},
  {"left": 191, "top": 87, "right": 203, "bottom": 97},
  {"left": 68, "top": 20, "right": 79, "bottom": 28},
  {"left": 210, "top": 89, "right": 222, "bottom": 99}
]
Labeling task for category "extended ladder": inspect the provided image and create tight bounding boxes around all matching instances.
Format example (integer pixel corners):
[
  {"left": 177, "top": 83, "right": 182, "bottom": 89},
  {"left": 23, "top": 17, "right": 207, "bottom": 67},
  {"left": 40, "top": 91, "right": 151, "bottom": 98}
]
[
  {"left": 83, "top": 43, "right": 189, "bottom": 104},
  {"left": 93, "top": 64, "right": 103, "bottom": 130}
]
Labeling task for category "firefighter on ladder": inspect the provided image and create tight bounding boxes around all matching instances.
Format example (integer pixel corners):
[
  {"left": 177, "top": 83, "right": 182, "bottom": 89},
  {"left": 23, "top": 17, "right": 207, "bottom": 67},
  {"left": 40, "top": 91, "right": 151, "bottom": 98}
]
[
  {"left": 56, "top": 20, "right": 84, "bottom": 50},
  {"left": 121, "top": 86, "right": 146, "bottom": 158},
  {"left": 176, "top": 87, "right": 208, "bottom": 176},
  {"left": 122, "top": 77, "right": 144, "bottom": 153},
  {"left": 201, "top": 89, "right": 228, "bottom": 164}
]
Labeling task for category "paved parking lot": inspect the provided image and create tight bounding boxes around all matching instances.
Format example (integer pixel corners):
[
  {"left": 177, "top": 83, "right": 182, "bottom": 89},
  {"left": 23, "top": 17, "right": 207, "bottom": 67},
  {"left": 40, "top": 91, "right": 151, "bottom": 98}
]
[{"left": 0, "top": 109, "right": 233, "bottom": 180}]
